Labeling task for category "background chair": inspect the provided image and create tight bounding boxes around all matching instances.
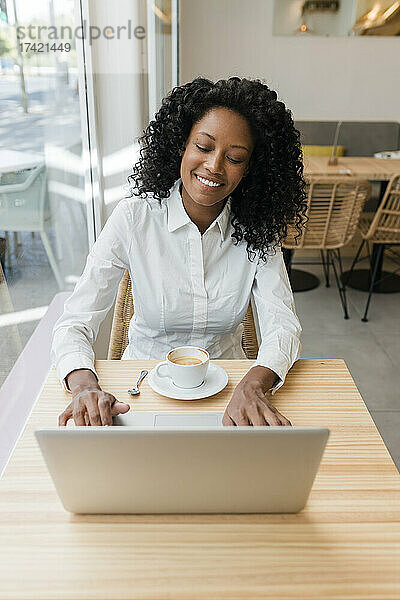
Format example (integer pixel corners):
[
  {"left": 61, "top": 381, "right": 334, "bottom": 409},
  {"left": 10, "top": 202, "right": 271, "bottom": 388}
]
[
  {"left": 108, "top": 270, "right": 260, "bottom": 360},
  {"left": 0, "top": 261, "right": 22, "bottom": 357},
  {"left": 345, "top": 174, "right": 400, "bottom": 322},
  {"left": 283, "top": 177, "right": 371, "bottom": 318},
  {"left": 0, "top": 165, "right": 63, "bottom": 289}
]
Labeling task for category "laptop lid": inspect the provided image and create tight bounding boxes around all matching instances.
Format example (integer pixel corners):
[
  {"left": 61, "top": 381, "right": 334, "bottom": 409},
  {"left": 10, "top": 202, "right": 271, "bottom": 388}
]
[{"left": 35, "top": 414, "right": 329, "bottom": 515}]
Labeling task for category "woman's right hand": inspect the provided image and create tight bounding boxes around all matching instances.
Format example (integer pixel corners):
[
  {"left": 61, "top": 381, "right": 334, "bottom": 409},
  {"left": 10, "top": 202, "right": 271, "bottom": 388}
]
[{"left": 58, "top": 369, "right": 130, "bottom": 427}]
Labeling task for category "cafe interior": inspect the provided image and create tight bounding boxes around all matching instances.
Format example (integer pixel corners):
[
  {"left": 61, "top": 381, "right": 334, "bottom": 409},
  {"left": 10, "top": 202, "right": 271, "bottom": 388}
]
[{"left": 0, "top": 0, "right": 399, "bottom": 597}]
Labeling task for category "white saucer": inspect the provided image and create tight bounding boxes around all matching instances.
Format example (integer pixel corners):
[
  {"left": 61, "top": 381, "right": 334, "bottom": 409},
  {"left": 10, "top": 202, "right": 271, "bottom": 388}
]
[{"left": 148, "top": 362, "right": 228, "bottom": 400}]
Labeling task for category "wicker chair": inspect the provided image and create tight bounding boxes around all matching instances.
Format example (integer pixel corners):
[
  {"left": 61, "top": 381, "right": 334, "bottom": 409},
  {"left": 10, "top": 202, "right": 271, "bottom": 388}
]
[
  {"left": 108, "top": 270, "right": 260, "bottom": 360},
  {"left": 344, "top": 174, "right": 400, "bottom": 322},
  {"left": 283, "top": 177, "right": 371, "bottom": 318}
]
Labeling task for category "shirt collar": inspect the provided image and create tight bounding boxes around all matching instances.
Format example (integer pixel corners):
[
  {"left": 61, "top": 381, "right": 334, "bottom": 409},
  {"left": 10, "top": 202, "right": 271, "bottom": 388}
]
[
  {"left": 166, "top": 179, "right": 191, "bottom": 233},
  {"left": 167, "top": 178, "right": 232, "bottom": 243}
]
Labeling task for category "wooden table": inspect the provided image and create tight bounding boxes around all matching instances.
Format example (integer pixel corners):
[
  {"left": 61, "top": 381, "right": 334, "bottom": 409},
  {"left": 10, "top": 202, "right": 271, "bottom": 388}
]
[
  {"left": 1, "top": 359, "right": 400, "bottom": 599},
  {"left": 304, "top": 156, "right": 400, "bottom": 180}
]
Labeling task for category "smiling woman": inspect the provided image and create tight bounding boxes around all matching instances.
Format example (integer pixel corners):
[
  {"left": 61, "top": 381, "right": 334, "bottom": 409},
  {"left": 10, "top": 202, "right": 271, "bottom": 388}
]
[
  {"left": 179, "top": 107, "right": 254, "bottom": 231},
  {"left": 52, "top": 76, "right": 306, "bottom": 428},
  {"left": 129, "top": 76, "right": 306, "bottom": 261}
]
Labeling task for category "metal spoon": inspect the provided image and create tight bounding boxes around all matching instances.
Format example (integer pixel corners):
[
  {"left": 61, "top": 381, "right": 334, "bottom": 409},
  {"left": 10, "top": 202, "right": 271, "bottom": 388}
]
[{"left": 128, "top": 370, "right": 148, "bottom": 396}]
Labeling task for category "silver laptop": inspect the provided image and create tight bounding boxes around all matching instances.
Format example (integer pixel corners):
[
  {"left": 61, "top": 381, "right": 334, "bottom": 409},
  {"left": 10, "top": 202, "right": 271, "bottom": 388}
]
[{"left": 35, "top": 412, "right": 329, "bottom": 514}]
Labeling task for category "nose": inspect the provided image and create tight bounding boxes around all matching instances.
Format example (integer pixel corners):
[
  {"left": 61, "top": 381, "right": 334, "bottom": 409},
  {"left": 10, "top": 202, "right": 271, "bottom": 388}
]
[{"left": 204, "top": 150, "right": 224, "bottom": 175}]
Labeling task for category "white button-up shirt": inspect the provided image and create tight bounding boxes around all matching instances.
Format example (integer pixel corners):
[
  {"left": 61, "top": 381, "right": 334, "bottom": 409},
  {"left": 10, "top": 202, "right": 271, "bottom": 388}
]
[{"left": 51, "top": 178, "right": 301, "bottom": 391}]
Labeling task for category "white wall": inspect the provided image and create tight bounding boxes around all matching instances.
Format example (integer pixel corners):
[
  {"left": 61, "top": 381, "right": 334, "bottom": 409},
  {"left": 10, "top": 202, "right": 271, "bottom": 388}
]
[{"left": 180, "top": 0, "right": 400, "bottom": 121}]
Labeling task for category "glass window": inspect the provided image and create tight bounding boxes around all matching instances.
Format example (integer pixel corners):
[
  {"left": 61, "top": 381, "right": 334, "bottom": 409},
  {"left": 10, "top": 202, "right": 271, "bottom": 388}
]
[
  {"left": 0, "top": 0, "right": 89, "bottom": 386},
  {"left": 147, "top": 0, "right": 179, "bottom": 117}
]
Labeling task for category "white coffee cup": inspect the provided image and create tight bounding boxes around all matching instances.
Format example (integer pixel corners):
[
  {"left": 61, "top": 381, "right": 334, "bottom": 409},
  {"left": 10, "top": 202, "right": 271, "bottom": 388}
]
[{"left": 155, "top": 346, "right": 209, "bottom": 389}]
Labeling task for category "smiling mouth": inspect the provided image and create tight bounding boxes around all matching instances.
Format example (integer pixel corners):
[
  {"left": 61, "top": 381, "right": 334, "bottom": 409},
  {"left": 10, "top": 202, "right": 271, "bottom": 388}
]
[{"left": 194, "top": 173, "right": 224, "bottom": 189}]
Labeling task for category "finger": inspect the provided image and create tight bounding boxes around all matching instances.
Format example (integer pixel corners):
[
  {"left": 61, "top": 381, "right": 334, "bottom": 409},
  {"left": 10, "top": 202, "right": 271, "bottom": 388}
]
[
  {"left": 86, "top": 407, "right": 102, "bottom": 426},
  {"left": 84, "top": 412, "right": 91, "bottom": 426},
  {"left": 59, "top": 401, "right": 73, "bottom": 426},
  {"left": 246, "top": 405, "right": 267, "bottom": 426},
  {"left": 84, "top": 392, "right": 106, "bottom": 426},
  {"left": 98, "top": 395, "right": 113, "bottom": 426},
  {"left": 58, "top": 410, "right": 70, "bottom": 426},
  {"left": 233, "top": 411, "right": 250, "bottom": 427},
  {"left": 276, "top": 413, "right": 292, "bottom": 426},
  {"left": 267, "top": 405, "right": 292, "bottom": 426},
  {"left": 255, "top": 390, "right": 289, "bottom": 426},
  {"left": 222, "top": 412, "right": 235, "bottom": 427},
  {"left": 72, "top": 403, "right": 87, "bottom": 426},
  {"left": 111, "top": 400, "right": 131, "bottom": 416},
  {"left": 261, "top": 408, "right": 281, "bottom": 426}
]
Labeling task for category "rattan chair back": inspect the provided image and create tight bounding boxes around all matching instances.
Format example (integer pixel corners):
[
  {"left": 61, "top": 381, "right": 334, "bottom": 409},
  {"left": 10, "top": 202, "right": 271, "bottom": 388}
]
[
  {"left": 361, "top": 175, "right": 400, "bottom": 244},
  {"left": 108, "top": 270, "right": 259, "bottom": 360},
  {"left": 284, "top": 177, "right": 371, "bottom": 250}
]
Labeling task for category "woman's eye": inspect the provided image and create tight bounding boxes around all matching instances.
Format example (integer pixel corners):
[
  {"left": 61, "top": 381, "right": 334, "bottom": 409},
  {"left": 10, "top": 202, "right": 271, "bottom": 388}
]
[{"left": 195, "top": 144, "right": 243, "bottom": 164}]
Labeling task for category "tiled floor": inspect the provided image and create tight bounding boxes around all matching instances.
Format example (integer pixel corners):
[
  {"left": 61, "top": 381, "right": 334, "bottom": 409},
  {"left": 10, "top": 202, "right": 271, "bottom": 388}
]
[
  {"left": 1, "top": 240, "right": 399, "bottom": 471},
  {"left": 293, "top": 257, "right": 400, "bottom": 470}
]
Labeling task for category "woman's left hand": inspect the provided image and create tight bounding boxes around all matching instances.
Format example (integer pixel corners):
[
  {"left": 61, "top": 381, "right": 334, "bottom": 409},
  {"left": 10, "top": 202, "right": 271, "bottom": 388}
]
[{"left": 222, "top": 366, "right": 292, "bottom": 427}]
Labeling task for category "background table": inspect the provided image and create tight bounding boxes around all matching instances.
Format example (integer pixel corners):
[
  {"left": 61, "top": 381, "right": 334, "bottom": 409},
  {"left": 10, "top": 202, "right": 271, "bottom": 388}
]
[
  {"left": 0, "top": 148, "right": 44, "bottom": 173},
  {"left": 0, "top": 359, "right": 400, "bottom": 599},
  {"left": 303, "top": 156, "right": 400, "bottom": 180}
]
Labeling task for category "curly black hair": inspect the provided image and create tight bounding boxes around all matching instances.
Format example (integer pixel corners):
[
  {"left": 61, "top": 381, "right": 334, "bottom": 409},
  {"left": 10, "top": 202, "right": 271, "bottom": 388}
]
[{"left": 128, "top": 76, "right": 307, "bottom": 262}]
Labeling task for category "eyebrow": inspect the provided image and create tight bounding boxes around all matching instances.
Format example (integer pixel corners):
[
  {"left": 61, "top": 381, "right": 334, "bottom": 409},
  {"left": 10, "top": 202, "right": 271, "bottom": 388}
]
[{"left": 197, "top": 131, "right": 249, "bottom": 152}]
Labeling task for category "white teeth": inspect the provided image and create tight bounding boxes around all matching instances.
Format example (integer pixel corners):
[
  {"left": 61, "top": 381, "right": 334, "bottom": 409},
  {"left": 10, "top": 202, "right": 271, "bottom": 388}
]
[{"left": 195, "top": 174, "right": 222, "bottom": 187}]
